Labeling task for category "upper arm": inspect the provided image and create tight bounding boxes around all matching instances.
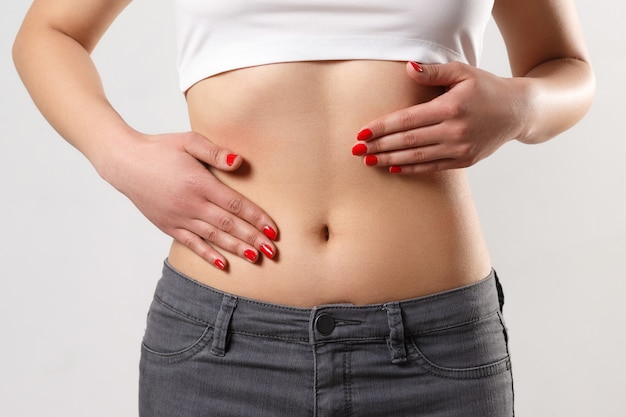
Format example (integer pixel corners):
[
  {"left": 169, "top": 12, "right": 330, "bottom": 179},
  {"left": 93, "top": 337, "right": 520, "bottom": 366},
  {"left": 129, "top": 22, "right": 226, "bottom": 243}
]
[
  {"left": 492, "top": 0, "right": 591, "bottom": 76},
  {"left": 18, "top": 0, "right": 132, "bottom": 52}
]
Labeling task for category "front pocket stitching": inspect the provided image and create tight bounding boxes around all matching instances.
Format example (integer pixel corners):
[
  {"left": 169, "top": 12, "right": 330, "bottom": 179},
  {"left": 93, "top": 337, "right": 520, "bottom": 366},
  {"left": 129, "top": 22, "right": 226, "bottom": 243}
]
[
  {"left": 409, "top": 310, "right": 500, "bottom": 337},
  {"left": 409, "top": 338, "right": 511, "bottom": 380},
  {"left": 141, "top": 325, "right": 214, "bottom": 364},
  {"left": 153, "top": 294, "right": 210, "bottom": 326}
]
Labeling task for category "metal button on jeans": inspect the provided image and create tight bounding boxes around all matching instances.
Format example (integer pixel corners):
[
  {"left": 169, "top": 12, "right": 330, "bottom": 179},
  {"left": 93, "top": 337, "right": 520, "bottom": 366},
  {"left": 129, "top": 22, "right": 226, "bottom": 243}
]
[{"left": 315, "top": 313, "right": 335, "bottom": 335}]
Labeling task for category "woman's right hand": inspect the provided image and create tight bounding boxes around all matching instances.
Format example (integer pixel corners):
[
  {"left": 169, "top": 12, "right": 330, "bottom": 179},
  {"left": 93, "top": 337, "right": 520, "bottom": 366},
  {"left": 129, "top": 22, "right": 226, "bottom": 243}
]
[
  {"left": 13, "top": 0, "right": 279, "bottom": 271},
  {"left": 101, "top": 131, "right": 278, "bottom": 271}
]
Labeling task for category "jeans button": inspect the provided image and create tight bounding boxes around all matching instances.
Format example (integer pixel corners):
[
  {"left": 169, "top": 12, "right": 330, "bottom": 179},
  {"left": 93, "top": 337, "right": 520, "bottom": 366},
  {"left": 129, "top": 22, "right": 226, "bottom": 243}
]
[{"left": 315, "top": 313, "right": 335, "bottom": 335}]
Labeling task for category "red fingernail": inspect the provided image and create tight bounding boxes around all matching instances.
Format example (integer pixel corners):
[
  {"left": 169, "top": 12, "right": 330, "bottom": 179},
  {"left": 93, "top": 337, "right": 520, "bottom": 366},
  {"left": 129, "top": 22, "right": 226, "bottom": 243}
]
[
  {"left": 410, "top": 62, "right": 423, "bottom": 72},
  {"left": 390, "top": 165, "right": 403, "bottom": 174},
  {"left": 226, "top": 153, "right": 238, "bottom": 166},
  {"left": 365, "top": 155, "right": 378, "bottom": 166},
  {"left": 214, "top": 259, "right": 226, "bottom": 270},
  {"left": 352, "top": 143, "right": 368, "bottom": 156},
  {"left": 356, "top": 128, "right": 373, "bottom": 141},
  {"left": 263, "top": 226, "right": 277, "bottom": 240},
  {"left": 244, "top": 250, "right": 257, "bottom": 262},
  {"left": 260, "top": 244, "right": 275, "bottom": 259}
]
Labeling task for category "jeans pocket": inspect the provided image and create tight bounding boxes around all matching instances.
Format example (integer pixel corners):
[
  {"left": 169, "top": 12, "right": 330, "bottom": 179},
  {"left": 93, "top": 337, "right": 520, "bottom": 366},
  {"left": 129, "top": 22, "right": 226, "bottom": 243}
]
[
  {"left": 408, "top": 311, "right": 511, "bottom": 379},
  {"left": 141, "top": 295, "right": 214, "bottom": 364}
]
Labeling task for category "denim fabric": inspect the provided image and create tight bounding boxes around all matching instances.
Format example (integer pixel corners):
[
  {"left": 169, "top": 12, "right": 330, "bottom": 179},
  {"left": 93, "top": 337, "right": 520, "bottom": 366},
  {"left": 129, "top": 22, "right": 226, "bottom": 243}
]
[{"left": 139, "top": 261, "right": 514, "bottom": 416}]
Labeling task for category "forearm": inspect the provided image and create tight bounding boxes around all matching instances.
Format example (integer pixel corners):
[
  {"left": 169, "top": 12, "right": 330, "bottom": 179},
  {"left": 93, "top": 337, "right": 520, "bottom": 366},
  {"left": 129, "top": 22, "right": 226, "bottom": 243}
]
[
  {"left": 13, "top": 22, "right": 137, "bottom": 180},
  {"left": 513, "top": 57, "right": 595, "bottom": 145}
]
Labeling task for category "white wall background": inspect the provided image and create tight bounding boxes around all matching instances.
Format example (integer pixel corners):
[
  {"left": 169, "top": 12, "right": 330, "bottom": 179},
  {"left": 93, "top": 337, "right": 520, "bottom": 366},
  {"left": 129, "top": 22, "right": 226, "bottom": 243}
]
[{"left": 1, "top": 1, "right": 624, "bottom": 416}]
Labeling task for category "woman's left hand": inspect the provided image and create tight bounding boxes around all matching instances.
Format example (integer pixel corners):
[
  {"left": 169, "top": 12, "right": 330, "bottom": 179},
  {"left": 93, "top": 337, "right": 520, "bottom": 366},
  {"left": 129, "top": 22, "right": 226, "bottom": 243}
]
[{"left": 352, "top": 61, "right": 527, "bottom": 174}]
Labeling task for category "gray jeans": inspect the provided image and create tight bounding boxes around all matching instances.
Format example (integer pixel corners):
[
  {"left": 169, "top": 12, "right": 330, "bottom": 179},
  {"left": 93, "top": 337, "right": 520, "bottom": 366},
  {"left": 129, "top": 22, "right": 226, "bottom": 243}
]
[{"left": 139, "top": 262, "right": 514, "bottom": 416}]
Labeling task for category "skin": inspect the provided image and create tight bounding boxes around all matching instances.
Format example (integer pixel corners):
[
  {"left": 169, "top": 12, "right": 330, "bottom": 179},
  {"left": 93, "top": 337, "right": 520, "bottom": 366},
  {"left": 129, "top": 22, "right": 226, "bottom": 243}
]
[{"left": 13, "top": 0, "right": 594, "bottom": 306}]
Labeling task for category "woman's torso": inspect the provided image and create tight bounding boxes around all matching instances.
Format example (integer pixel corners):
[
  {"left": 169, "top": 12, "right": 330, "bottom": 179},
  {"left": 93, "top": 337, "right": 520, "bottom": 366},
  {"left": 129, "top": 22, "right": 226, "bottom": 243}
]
[{"left": 168, "top": 60, "right": 491, "bottom": 307}]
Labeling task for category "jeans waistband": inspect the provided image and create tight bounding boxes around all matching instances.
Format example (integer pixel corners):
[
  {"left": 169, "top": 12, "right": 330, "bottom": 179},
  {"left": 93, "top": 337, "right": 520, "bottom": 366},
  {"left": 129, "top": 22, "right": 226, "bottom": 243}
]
[{"left": 157, "top": 261, "right": 500, "bottom": 347}]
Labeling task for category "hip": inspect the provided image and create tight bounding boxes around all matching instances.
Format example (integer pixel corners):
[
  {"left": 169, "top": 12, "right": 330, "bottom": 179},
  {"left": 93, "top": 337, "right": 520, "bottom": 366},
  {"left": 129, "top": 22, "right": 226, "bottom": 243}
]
[{"left": 139, "top": 261, "right": 513, "bottom": 416}]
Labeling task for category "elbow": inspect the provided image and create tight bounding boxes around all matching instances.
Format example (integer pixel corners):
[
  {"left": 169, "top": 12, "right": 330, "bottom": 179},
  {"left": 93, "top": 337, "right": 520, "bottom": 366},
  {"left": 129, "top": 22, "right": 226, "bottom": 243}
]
[
  {"left": 12, "top": 22, "right": 40, "bottom": 80},
  {"left": 566, "top": 56, "right": 596, "bottom": 116},
  {"left": 566, "top": 56, "right": 596, "bottom": 120},
  {"left": 12, "top": 27, "right": 27, "bottom": 76},
  {"left": 582, "top": 60, "right": 596, "bottom": 118},
  {"left": 521, "top": 57, "right": 596, "bottom": 144}
]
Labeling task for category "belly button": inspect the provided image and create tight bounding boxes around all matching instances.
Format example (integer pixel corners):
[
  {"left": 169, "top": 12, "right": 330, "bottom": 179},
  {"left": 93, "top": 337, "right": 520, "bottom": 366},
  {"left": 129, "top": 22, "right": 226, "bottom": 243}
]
[{"left": 322, "top": 225, "right": 330, "bottom": 242}]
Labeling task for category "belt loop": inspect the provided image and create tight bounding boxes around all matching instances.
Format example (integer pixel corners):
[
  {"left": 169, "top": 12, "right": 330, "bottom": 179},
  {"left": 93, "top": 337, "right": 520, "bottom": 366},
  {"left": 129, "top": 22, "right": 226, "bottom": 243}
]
[
  {"left": 383, "top": 302, "right": 407, "bottom": 364},
  {"left": 211, "top": 294, "right": 238, "bottom": 357}
]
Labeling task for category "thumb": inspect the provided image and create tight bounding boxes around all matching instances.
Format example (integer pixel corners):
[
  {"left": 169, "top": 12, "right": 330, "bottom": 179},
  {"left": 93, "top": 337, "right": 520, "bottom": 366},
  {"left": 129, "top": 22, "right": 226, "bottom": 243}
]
[
  {"left": 406, "top": 61, "right": 468, "bottom": 88},
  {"left": 184, "top": 131, "right": 243, "bottom": 171}
]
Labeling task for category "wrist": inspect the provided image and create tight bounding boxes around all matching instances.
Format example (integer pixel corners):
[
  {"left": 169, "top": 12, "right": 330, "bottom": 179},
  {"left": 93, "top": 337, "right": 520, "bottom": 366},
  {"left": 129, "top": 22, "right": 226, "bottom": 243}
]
[{"left": 88, "top": 124, "right": 144, "bottom": 188}]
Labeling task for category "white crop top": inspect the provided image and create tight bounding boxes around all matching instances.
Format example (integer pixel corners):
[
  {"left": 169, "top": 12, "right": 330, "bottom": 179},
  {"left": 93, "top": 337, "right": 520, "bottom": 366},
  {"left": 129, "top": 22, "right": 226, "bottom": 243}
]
[{"left": 174, "top": 0, "right": 495, "bottom": 91}]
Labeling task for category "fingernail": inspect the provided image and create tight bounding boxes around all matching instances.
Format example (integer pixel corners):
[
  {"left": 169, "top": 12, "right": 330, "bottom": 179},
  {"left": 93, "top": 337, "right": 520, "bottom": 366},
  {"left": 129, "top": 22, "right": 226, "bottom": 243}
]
[
  {"left": 352, "top": 143, "right": 368, "bottom": 156},
  {"left": 244, "top": 249, "right": 257, "bottom": 262},
  {"left": 365, "top": 155, "right": 378, "bottom": 166},
  {"left": 390, "top": 165, "right": 403, "bottom": 174},
  {"left": 263, "top": 226, "right": 277, "bottom": 240},
  {"left": 214, "top": 259, "right": 226, "bottom": 270},
  {"left": 410, "top": 62, "right": 423, "bottom": 73},
  {"left": 226, "top": 153, "right": 238, "bottom": 166},
  {"left": 260, "top": 244, "right": 275, "bottom": 259},
  {"left": 356, "top": 128, "right": 373, "bottom": 141}
]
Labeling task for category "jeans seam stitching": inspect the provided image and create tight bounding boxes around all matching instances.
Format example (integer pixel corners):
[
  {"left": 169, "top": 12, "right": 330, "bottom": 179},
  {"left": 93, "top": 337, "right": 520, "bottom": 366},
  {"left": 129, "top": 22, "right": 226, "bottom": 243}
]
[
  {"left": 153, "top": 294, "right": 211, "bottom": 326},
  {"left": 411, "top": 309, "right": 500, "bottom": 336},
  {"left": 141, "top": 326, "right": 214, "bottom": 364},
  {"left": 409, "top": 337, "right": 512, "bottom": 380},
  {"left": 343, "top": 347, "right": 353, "bottom": 417}
]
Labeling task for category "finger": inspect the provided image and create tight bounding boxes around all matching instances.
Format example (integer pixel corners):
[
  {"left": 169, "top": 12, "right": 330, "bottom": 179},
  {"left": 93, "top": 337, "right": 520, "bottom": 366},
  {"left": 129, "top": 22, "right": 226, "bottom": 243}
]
[
  {"left": 202, "top": 179, "right": 279, "bottom": 240},
  {"left": 356, "top": 124, "right": 441, "bottom": 155},
  {"left": 355, "top": 98, "right": 447, "bottom": 143},
  {"left": 406, "top": 61, "right": 469, "bottom": 88},
  {"left": 183, "top": 131, "right": 242, "bottom": 171},
  {"left": 179, "top": 151, "right": 279, "bottom": 243},
  {"left": 365, "top": 127, "right": 474, "bottom": 169},
  {"left": 388, "top": 158, "right": 471, "bottom": 175},
  {"left": 367, "top": 144, "right": 441, "bottom": 168},
  {"left": 355, "top": 62, "right": 471, "bottom": 142},
  {"left": 170, "top": 228, "right": 230, "bottom": 270},
  {"left": 195, "top": 207, "right": 277, "bottom": 260}
]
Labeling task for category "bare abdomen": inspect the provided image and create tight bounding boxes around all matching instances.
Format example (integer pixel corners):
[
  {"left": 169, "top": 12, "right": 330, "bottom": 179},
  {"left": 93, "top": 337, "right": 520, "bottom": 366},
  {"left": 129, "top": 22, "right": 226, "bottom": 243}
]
[{"left": 167, "top": 61, "right": 491, "bottom": 306}]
